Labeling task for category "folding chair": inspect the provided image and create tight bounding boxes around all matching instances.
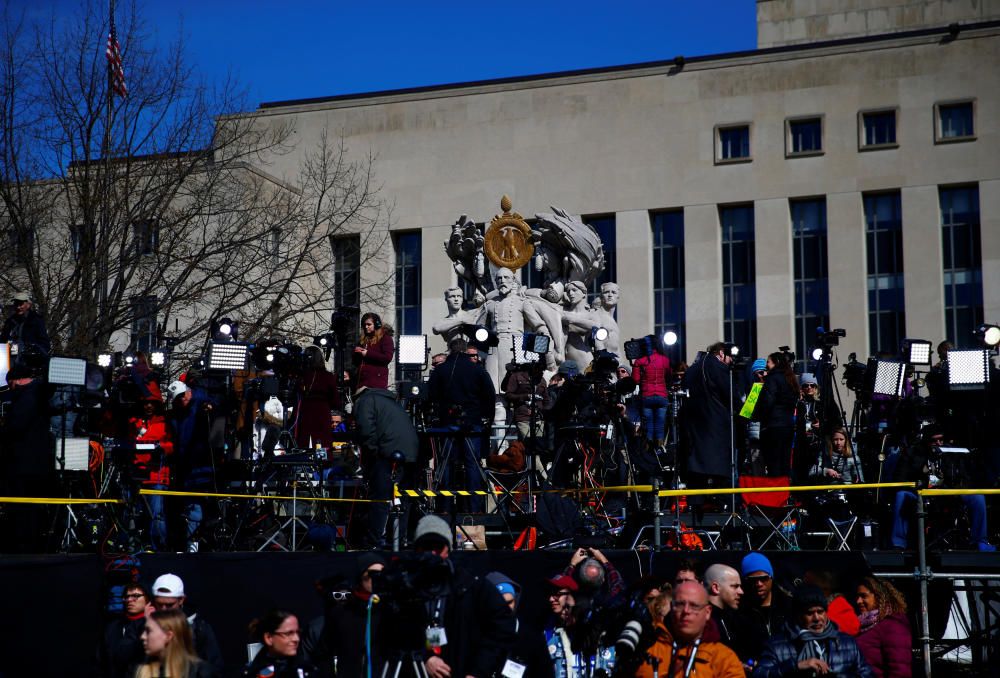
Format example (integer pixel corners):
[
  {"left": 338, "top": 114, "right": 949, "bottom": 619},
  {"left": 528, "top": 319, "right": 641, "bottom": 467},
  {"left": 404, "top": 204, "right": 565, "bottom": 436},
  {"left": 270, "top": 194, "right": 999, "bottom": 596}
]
[{"left": 739, "top": 475, "right": 801, "bottom": 550}]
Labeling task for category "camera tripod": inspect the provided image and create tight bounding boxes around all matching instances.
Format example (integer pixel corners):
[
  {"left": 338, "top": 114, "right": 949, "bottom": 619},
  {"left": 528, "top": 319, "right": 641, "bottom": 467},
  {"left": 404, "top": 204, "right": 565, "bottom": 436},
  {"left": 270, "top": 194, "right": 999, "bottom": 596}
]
[{"left": 380, "top": 651, "right": 430, "bottom": 678}]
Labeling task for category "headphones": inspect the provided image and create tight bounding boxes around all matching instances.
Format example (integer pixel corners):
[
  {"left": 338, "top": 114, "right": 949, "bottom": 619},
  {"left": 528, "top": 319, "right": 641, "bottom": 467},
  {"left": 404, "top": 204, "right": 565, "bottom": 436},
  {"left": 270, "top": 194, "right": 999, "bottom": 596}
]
[{"left": 364, "top": 313, "right": 382, "bottom": 330}]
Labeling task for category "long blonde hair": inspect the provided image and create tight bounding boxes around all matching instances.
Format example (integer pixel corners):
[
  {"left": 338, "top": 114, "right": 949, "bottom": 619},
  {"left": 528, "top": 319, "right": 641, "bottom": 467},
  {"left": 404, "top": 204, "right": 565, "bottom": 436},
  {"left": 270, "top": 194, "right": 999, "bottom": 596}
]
[
  {"left": 826, "top": 427, "right": 854, "bottom": 458},
  {"left": 135, "top": 609, "right": 200, "bottom": 678}
]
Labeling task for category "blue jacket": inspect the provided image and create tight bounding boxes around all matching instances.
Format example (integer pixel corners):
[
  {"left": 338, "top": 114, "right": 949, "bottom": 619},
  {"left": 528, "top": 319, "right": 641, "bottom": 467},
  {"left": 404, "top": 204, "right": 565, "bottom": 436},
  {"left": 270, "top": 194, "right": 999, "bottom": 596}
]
[{"left": 755, "top": 622, "right": 875, "bottom": 677}]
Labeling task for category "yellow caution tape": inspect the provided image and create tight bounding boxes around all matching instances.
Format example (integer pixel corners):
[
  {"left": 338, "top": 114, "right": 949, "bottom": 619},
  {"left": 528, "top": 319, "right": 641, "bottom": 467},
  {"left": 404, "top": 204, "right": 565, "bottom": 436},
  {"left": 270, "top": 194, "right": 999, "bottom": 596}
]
[
  {"left": 139, "top": 488, "right": 389, "bottom": 504},
  {"left": 658, "top": 481, "right": 917, "bottom": 497},
  {"left": 919, "top": 489, "right": 1000, "bottom": 496}
]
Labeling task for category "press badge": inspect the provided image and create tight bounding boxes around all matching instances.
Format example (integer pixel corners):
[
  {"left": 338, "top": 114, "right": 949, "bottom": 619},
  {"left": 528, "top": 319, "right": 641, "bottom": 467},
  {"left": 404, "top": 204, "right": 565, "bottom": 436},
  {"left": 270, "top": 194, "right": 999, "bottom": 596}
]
[
  {"left": 425, "top": 625, "right": 448, "bottom": 649},
  {"left": 501, "top": 659, "right": 526, "bottom": 678}
]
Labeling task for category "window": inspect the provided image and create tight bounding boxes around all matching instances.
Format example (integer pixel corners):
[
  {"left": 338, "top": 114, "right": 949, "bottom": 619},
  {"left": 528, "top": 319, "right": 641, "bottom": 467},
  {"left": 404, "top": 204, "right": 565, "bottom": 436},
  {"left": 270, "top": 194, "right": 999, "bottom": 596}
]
[
  {"left": 7, "top": 225, "right": 34, "bottom": 259},
  {"left": 860, "top": 110, "right": 897, "bottom": 149},
  {"left": 394, "top": 232, "right": 421, "bottom": 337},
  {"left": 652, "top": 210, "right": 685, "bottom": 365},
  {"left": 133, "top": 220, "right": 159, "bottom": 256},
  {"left": 266, "top": 228, "right": 281, "bottom": 257},
  {"left": 720, "top": 205, "right": 756, "bottom": 356},
  {"left": 791, "top": 199, "right": 829, "bottom": 363},
  {"left": 716, "top": 124, "right": 751, "bottom": 163},
  {"left": 864, "top": 192, "right": 905, "bottom": 355},
  {"left": 583, "top": 215, "right": 616, "bottom": 297},
  {"left": 941, "top": 186, "right": 983, "bottom": 348},
  {"left": 131, "top": 296, "right": 158, "bottom": 353},
  {"left": 786, "top": 116, "right": 823, "bottom": 156},
  {"left": 331, "top": 235, "right": 361, "bottom": 309},
  {"left": 935, "top": 101, "right": 975, "bottom": 142}
]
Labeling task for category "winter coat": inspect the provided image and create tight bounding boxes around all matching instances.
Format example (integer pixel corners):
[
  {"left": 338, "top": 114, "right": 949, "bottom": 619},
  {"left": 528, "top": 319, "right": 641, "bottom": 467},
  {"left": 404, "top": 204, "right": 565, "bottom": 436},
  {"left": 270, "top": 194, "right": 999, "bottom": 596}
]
[
  {"left": 353, "top": 387, "right": 419, "bottom": 462},
  {"left": 355, "top": 332, "right": 394, "bottom": 390},
  {"left": 295, "top": 368, "right": 340, "bottom": 449},
  {"left": 0, "top": 308, "right": 51, "bottom": 355},
  {"left": 856, "top": 613, "right": 913, "bottom": 678},
  {"left": 634, "top": 623, "right": 744, "bottom": 678},
  {"left": 755, "top": 622, "right": 874, "bottom": 678},
  {"left": 427, "top": 352, "right": 497, "bottom": 423},
  {"left": 96, "top": 615, "right": 146, "bottom": 678},
  {"left": 756, "top": 372, "right": 798, "bottom": 431},
  {"left": 0, "top": 379, "right": 54, "bottom": 478},
  {"left": 682, "top": 354, "right": 741, "bottom": 478},
  {"left": 828, "top": 595, "right": 861, "bottom": 636},
  {"left": 241, "top": 651, "right": 318, "bottom": 678},
  {"left": 634, "top": 352, "right": 672, "bottom": 398}
]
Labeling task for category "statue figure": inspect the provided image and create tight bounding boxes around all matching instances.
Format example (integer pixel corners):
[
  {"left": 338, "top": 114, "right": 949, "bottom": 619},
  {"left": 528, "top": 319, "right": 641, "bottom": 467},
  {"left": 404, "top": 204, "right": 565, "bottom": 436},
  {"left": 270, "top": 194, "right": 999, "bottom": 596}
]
[
  {"left": 561, "top": 281, "right": 600, "bottom": 370},
  {"left": 477, "top": 267, "right": 564, "bottom": 388},
  {"left": 532, "top": 207, "right": 606, "bottom": 289},
  {"left": 591, "top": 281, "right": 621, "bottom": 357},
  {"left": 444, "top": 214, "right": 488, "bottom": 300},
  {"left": 432, "top": 287, "right": 478, "bottom": 343}
]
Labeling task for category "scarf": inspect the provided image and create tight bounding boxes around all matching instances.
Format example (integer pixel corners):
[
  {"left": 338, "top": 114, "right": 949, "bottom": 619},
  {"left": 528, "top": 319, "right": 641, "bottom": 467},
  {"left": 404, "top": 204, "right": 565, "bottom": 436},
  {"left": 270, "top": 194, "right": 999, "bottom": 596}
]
[
  {"left": 790, "top": 620, "right": 840, "bottom": 663},
  {"left": 858, "top": 609, "right": 880, "bottom": 633}
]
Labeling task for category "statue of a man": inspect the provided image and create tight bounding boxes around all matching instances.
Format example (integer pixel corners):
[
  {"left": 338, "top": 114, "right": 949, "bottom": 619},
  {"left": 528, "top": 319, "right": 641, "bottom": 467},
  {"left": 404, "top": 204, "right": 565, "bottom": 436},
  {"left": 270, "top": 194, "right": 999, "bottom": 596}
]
[
  {"left": 591, "top": 281, "right": 621, "bottom": 357},
  {"left": 432, "top": 287, "right": 477, "bottom": 343},
  {"left": 561, "top": 280, "right": 600, "bottom": 370},
  {"left": 477, "top": 268, "right": 555, "bottom": 389}
]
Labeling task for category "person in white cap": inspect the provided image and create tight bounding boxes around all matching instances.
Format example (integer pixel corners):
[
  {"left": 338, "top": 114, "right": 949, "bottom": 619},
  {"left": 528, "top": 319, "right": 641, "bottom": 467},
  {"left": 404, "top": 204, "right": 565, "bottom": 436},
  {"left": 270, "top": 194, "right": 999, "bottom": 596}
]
[
  {"left": 0, "top": 289, "right": 50, "bottom": 358},
  {"left": 151, "top": 573, "right": 223, "bottom": 673}
]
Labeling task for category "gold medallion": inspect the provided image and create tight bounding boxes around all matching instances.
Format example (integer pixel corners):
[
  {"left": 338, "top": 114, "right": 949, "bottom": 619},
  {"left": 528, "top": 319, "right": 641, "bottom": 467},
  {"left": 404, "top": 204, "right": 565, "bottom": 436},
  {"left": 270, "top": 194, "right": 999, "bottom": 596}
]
[{"left": 484, "top": 195, "right": 534, "bottom": 270}]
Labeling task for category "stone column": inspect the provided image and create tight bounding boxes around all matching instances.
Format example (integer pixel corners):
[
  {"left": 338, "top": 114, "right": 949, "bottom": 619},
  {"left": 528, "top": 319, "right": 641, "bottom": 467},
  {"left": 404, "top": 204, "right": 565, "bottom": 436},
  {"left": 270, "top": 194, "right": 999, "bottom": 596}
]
[
  {"left": 421, "top": 225, "right": 455, "bottom": 356},
  {"left": 980, "top": 180, "right": 1000, "bottom": 326},
  {"left": 615, "top": 209, "right": 654, "bottom": 348},
  {"left": 826, "top": 192, "right": 868, "bottom": 360},
  {"left": 902, "top": 186, "right": 946, "bottom": 342},
  {"left": 754, "top": 198, "right": 794, "bottom": 356},
  {"left": 684, "top": 204, "right": 723, "bottom": 361}
]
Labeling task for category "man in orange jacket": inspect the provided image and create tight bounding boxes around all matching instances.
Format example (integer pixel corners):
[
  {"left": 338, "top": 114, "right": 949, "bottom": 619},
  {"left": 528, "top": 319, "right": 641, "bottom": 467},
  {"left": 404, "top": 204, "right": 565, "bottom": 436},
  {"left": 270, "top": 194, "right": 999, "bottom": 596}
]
[{"left": 634, "top": 581, "right": 744, "bottom": 678}]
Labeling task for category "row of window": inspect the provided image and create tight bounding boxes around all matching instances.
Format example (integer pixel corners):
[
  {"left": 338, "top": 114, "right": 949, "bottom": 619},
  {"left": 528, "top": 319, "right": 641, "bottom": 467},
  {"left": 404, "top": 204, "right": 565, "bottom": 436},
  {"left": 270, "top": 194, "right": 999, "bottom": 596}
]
[
  {"left": 715, "top": 100, "right": 976, "bottom": 163},
  {"left": 328, "top": 184, "right": 982, "bottom": 371}
]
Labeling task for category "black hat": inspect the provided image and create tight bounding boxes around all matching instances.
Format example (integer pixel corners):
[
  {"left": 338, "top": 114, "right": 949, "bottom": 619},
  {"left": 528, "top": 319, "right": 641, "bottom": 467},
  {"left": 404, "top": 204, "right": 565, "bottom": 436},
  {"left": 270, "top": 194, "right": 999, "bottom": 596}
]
[
  {"left": 356, "top": 552, "right": 387, "bottom": 579},
  {"left": 792, "top": 584, "right": 828, "bottom": 615}
]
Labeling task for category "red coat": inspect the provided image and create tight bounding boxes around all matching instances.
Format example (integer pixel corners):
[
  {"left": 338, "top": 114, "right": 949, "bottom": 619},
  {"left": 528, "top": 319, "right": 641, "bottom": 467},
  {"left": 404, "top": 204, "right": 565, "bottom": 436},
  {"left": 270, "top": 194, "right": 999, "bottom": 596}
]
[
  {"left": 634, "top": 352, "right": 671, "bottom": 398},
  {"left": 355, "top": 333, "right": 394, "bottom": 390},
  {"left": 856, "top": 613, "right": 913, "bottom": 678},
  {"left": 828, "top": 595, "right": 861, "bottom": 636},
  {"left": 128, "top": 415, "right": 173, "bottom": 486},
  {"left": 296, "top": 368, "right": 340, "bottom": 449}
]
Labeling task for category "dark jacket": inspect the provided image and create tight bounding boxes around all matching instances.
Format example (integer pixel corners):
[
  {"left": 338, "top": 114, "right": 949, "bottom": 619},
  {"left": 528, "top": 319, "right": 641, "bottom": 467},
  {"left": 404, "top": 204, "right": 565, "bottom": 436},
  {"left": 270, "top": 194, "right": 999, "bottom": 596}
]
[
  {"left": 296, "top": 368, "right": 340, "bottom": 449},
  {"left": 755, "top": 621, "right": 875, "bottom": 677},
  {"left": 96, "top": 615, "right": 146, "bottom": 678},
  {"left": 301, "top": 591, "right": 380, "bottom": 677},
  {"left": 710, "top": 603, "right": 764, "bottom": 663},
  {"left": 682, "top": 353, "right": 741, "bottom": 478},
  {"left": 0, "top": 379, "right": 54, "bottom": 477},
  {"left": 856, "top": 613, "right": 913, "bottom": 678},
  {"left": 757, "top": 372, "right": 799, "bottom": 431},
  {"left": 190, "top": 614, "right": 224, "bottom": 674},
  {"left": 355, "top": 332, "right": 394, "bottom": 390},
  {"left": 241, "top": 651, "right": 318, "bottom": 678},
  {"left": 354, "top": 387, "right": 419, "bottom": 462},
  {"left": 741, "top": 589, "right": 793, "bottom": 660},
  {"left": 427, "top": 352, "right": 497, "bottom": 424},
  {"left": 129, "top": 658, "right": 218, "bottom": 678},
  {"left": 0, "top": 308, "right": 51, "bottom": 355},
  {"left": 501, "top": 368, "right": 548, "bottom": 424}
]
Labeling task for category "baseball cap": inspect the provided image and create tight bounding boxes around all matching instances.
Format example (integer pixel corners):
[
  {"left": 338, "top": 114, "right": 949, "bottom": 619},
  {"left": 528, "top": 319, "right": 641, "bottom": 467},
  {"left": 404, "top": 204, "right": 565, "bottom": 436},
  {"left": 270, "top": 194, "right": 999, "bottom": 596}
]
[
  {"left": 167, "top": 381, "right": 188, "bottom": 399},
  {"left": 546, "top": 574, "right": 579, "bottom": 592},
  {"left": 152, "top": 573, "right": 185, "bottom": 598},
  {"left": 11, "top": 291, "right": 30, "bottom": 303}
]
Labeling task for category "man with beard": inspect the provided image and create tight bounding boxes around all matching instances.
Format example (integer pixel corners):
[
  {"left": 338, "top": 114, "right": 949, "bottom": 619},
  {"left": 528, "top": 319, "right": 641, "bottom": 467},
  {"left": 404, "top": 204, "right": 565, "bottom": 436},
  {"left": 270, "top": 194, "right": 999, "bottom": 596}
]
[{"left": 755, "top": 585, "right": 873, "bottom": 677}]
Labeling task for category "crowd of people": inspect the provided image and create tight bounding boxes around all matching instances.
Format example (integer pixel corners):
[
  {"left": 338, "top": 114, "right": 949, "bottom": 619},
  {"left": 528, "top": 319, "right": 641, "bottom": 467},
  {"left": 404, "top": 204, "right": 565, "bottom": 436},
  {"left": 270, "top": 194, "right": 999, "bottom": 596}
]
[{"left": 96, "top": 519, "right": 916, "bottom": 677}]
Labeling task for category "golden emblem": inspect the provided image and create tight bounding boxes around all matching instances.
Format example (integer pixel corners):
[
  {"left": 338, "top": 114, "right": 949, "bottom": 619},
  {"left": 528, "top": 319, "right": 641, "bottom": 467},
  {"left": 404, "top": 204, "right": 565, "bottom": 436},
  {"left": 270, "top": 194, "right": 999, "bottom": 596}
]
[{"left": 484, "top": 195, "right": 534, "bottom": 270}]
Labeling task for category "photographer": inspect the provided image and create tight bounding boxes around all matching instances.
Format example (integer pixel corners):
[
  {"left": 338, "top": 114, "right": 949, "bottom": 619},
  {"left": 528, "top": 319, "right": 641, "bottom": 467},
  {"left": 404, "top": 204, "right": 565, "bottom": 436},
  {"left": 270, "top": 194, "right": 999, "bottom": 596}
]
[
  {"left": 374, "top": 515, "right": 515, "bottom": 678},
  {"left": 295, "top": 346, "right": 340, "bottom": 450},
  {"left": 501, "top": 360, "right": 548, "bottom": 445},
  {"left": 0, "top": 291, "right": 51, "bottom": 363},
  {"left": 756, "top": 351, "right": 799, "bottom": 478},
  {"left": 427, "top": 337, "right": 496, "bottom": 512},
  {"left": 681, "top": 343, "right": 742, "bottom": 494}
]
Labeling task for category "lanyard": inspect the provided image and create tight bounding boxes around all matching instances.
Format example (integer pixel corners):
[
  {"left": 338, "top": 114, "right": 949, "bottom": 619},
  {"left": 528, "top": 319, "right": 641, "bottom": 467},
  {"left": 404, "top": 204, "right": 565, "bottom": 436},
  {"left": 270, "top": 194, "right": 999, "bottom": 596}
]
[{"left": 669, "top": 638, "right": 701, "bottom": 678}]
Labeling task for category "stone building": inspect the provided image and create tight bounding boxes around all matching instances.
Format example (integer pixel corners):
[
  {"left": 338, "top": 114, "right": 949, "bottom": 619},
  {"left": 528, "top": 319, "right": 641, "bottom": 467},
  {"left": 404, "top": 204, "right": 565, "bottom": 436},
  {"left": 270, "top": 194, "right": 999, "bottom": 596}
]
[{"left": 242, "top": 0, "right": 1000, "bottom": 371}]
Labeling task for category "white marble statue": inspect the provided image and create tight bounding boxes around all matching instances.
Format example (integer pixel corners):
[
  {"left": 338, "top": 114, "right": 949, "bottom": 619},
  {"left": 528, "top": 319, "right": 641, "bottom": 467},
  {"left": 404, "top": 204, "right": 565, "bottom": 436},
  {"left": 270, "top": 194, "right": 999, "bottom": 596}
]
[
  {"left": 432, "top": 287, "right": 478, "bottom": 343},
  {"left": 591, "top": 281, "right": 621, "bottom": 357},
  {"left": 561, "top": 280, "right": 600, "bottom": 369}
]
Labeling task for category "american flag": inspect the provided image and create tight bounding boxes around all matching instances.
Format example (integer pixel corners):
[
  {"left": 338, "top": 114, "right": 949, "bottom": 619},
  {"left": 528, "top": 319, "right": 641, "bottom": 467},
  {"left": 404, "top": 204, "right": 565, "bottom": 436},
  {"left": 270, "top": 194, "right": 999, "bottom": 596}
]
[{"left": 106, "top": 14, "right": 127, "bottom": 97}]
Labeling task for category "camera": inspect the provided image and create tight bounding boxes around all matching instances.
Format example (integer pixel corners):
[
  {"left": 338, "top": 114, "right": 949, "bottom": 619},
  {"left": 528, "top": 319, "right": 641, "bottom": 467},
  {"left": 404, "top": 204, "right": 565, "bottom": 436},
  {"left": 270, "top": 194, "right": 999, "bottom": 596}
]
[{"left": 816, "top": 327, "right": 847, "bottom": 349}]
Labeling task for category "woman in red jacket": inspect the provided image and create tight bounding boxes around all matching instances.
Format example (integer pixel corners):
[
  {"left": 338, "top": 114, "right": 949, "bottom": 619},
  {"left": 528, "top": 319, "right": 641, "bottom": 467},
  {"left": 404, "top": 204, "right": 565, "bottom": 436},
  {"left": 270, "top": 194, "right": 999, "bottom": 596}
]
[
  {"left": 855, "top": 575, "right": 913, "bottom": 677},
  {"left": 633, "top": 338, "right": 672, "bottom": 447},
  {"left": 353, "top": 312, "right": 394, "bottom": 390}
]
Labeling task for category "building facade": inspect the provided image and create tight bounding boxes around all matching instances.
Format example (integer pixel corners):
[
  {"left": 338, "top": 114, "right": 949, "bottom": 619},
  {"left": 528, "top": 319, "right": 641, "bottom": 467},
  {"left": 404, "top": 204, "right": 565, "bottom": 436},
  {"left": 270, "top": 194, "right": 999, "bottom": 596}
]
[{"left": 242, "top": 0, "right": 1000, "bottom": 370}]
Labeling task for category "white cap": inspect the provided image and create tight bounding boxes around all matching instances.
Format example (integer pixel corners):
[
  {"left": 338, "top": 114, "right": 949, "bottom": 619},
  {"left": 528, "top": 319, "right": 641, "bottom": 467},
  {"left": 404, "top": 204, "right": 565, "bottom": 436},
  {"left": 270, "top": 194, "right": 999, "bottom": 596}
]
[
  {"left": 167, "top": 381, "right": 188, "bottom": 398},
  {"left": 152, "top": 573, "right": 185, "bottom": 598}
]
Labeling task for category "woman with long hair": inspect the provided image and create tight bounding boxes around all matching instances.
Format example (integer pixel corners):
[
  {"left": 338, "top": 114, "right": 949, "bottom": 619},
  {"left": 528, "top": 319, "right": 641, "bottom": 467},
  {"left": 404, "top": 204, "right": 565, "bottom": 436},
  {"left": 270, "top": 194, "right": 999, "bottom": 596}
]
[
  {"left": 855, "top": 576, "right": 912, "bottom": 677},
  {"left": 633, "top": 338, "right": 672, "bottom": 448},
  {"left": 241, "top": 609, "right": 317, "bottom": 677},
  {"left": 295, "top": 345, "right": 340, "bottom": 450},
  {"left": 755, "top": 351, "right": 799, "bottom": 477},
  {"left": 134, "top": 608, "right": 213, "bottom": 678},
  {"left": 354, "top": 312, "right": 394, "bottom": 390},
  {"left": 809, "top": 426, "right": 864, "bottom": 485}
]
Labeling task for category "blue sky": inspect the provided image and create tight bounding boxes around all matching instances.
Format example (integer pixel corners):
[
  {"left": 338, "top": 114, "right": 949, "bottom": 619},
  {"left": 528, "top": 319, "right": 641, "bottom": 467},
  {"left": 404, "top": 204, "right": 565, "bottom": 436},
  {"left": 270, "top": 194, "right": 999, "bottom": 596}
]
[{"left": 14, "top": 1, "right": 757, "bottom": 107}]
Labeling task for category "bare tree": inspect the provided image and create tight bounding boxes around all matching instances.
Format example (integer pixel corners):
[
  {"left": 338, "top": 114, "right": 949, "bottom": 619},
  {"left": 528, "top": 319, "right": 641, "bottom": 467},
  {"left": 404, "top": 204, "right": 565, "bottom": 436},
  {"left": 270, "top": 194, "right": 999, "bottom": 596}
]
[{"left": 0, "top": 1, "right": 391, "bottom": 363}]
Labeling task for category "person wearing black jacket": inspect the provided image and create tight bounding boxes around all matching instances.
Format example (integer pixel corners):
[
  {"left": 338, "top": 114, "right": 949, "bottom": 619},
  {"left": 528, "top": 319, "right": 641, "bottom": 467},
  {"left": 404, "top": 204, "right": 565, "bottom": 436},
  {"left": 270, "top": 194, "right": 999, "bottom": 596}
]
[
  {"left": 95, "top": 583, "right": 150, "bottom": 678},
  {"left": 0, "top": 291, "right": 51, "bottom": 360},
  {"left": 241, "top": 609, "right": 318, "bottom": 678},
  {"left": 0, "top": 364, "right": 55, "bottom": 552},
  {"left": 375, "top": 515, "right": 516, "bottom": 678},
  {"left": 756, "top": 351, "right": 800, "bottom": 478},
  {"left": 150, "top": 573, "right": 224, "bottom": 674},
  {"left": 485, "top": 571, "right": 554, "bottom": 678},
  {"left": 681, "top": 342, "right": 742, "bottom": 493},
  {"left": 427, "top": 337, "right": 496, "bottom": 512}
]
